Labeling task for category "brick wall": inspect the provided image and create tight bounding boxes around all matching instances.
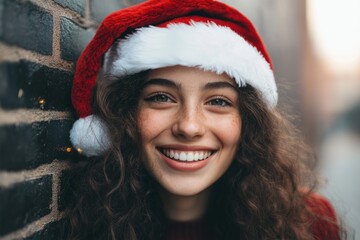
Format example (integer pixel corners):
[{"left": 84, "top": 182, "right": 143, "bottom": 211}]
[{"left": 0, "top": 0, "right": 143, "bottom": 239}]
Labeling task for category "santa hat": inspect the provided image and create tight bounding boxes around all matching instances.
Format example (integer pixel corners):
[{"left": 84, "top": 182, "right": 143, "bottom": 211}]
[{"left": 70, "top": 0, "right": 278, "bottom": 157}]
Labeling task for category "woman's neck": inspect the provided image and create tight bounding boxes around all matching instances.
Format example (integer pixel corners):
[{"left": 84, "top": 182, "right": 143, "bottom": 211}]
[{"left": 159, "top": 188, "right": 211, "bottom": 222}]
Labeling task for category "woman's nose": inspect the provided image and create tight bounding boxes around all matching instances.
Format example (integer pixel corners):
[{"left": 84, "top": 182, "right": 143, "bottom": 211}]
[{"left": 171, "top": 105, "right": 205, "bottom": 140}]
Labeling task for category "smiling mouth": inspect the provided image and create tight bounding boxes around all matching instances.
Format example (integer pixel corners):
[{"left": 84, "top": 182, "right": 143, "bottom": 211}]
[{"left": 158, "top": 148, "right": 216, "bottom": 162}]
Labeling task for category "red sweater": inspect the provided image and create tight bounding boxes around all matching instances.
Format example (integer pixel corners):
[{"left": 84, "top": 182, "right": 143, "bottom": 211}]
[
  {"left": 305, "top": 193, "right": 341, "bottom": 240},
  {"left": 165, "top": 194, "right": 340, "bottom": 240}
]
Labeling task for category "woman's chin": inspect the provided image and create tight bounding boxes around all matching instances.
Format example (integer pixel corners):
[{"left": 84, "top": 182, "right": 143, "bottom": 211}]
[{"left": 159, "top": 181, "right": 211, "bottom": 198}]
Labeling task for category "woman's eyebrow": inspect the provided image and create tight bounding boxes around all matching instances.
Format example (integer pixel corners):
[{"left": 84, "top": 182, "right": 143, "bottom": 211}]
[
  {"left": 203, "top": 81, "right": 238, "bottom": 92},
  {"left": 141, "top": 78, "right": 180, "bottom": 90}
]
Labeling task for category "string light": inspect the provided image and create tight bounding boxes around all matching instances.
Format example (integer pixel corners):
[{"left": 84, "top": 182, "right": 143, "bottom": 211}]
[
  {"left": 66, "top": 147, "right": 72, "bottom": 153},
  {"left": 38, "top": 98, "right": 46, "bottom": 108},
  {"left": 18, "top": 89, "right": 24, "bottom": 98}
]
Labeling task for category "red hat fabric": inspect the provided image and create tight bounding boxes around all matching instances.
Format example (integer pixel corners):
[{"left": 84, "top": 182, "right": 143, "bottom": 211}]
[{"left": 70, "top": 0, "right": 277, "bottom": 157}]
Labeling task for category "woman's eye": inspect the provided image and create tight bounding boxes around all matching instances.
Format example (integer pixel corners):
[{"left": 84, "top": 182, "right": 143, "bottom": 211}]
[
  {"left": 207, "top": 98, "right": 231, "bottom": 107},
  {"left": 145, "top": 93, "right": 173, "bottom": 103}
]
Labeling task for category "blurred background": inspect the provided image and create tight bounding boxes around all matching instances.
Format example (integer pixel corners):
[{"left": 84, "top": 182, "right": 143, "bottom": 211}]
[
  {"left": 222, "top": 0, "right": 360, "bottom": 238},
  {"left": 0, "top": 0, "right": 359, "bottom": 238}
]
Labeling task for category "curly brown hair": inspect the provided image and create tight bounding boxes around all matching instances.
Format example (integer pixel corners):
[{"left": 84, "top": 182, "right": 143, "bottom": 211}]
[{"left": 64, "top": 70, "right": 322, "bottom": 240}]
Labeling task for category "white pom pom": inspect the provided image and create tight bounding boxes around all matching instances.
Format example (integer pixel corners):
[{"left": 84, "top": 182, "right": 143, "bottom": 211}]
[{"left": 70, "top": 115, "right": 111, "bottom": 157}]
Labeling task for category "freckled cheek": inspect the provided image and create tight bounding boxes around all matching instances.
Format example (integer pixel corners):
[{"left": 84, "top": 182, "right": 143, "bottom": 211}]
[
  {"left": 211, "top": 115, "right": 242, "bottom": 146},
  {"left": 137, "top": 109, "right": 171, "bottom": 141},
  {"left": 137, "top": 109, "right": 165, "bottom": 176}
]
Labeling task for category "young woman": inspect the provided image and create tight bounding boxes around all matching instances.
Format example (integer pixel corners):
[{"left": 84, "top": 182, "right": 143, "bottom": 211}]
[{"left": 66, "top": 0, "right": 342, "bottom": 239}]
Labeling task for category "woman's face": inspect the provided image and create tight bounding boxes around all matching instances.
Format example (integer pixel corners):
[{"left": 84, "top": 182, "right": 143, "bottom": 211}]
[{"left": 138, "top": 65, "right": 242, "bottom": 197}]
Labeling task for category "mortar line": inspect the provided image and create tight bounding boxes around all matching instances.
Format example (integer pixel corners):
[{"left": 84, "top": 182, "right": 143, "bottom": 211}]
[
  {"left": 0, "top": 42, "right": 73, "bottom": 71},
  {"left": 85, "top": 0, "right": 91, "bottom": 22},
  {"left": 0, "top": 211, "right": 66, "bottom": 240},
  {"left": 0, "top": 160, "right": 72, "bottom": 188},
  {"left": 51, "top": 170, "right": 61, "bottom": 217},
  {"left": 52, "top": 10, "right": 62, "bottom": 60},
  {"left": 0, "top": 108, "right": 72, "bottom": 126},
  {"left": 29, "top": 0, "right": 97, "bottom": 28},
  {"left": 31, "top": 0, "right": 82, "bottom": 25}
]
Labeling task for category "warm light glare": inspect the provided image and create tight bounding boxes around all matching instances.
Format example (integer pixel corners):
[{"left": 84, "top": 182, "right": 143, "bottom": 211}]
[
  {"left": 307, "top": 0, "right": 360, "bottom": 73},
  {"left": 38, "top": 98, "right": 45, "bottom": 105}
]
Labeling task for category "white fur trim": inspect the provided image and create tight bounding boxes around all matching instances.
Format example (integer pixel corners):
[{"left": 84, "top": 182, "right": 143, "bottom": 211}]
[
  {"left": 69, "top": 115, "right": 111, "bottom": 157},
  {"left": 105, "top": 21, "right": 277, "bottom": 108}
]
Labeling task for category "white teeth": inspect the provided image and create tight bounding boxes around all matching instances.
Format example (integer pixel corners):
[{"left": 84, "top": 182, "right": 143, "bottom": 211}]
[
  {"left": 187, "top": 152, "right": 194, "bottom": 161},
  {"left": 179, "top": 152, "right": 186, "bottom": 161},
  {"left": 161, "top": 149, "right": 213, "bottom": 162}
]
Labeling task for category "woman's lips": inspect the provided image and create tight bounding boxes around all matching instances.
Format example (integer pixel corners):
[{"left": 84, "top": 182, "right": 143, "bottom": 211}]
[
  {"left": 157, "top": 147, "right": 216, "bottom": 172},
  {"left": 160, "top": 148, "right": 213, "bottom": 161}
]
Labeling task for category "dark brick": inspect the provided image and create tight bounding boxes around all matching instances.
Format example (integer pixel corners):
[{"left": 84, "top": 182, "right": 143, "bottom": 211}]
[
  {"left": 90, "top": 0, "right": 123, "bottom": 23},
  {"left": 60, "top": 17, "right": 95, "bottom": 62},
  {"left": 54, "top": 0, "right": 86, "bottom": 16},
  {"left": 90, "top": 0, "right": 144, "bottom": 23},
  {"left": 0, "top": 176, "right": 52, "bottom": 236},
  {"left": 128, "top": 0, "right": 145, "bottom": 4},
  {"left": 0, "top": 61, "right": 73, "bottom": 111},
  {"left": 0, "top": 120, "right": 81, "bottom": 171},
  {"left": 58, "top": 169, "right": 76, "bottom": 211},
  {"left": 0, "top": 0, "right": 4, "bottom": 38},
  {"left": 0, "top": 0, "right": 53, "bottom": 55},
  {"left": 25, "top": 219, "right": 67, "bottom": 240}
]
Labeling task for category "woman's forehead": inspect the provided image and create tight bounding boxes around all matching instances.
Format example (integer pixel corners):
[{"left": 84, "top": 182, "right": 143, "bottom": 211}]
[{"left": 146, "top": 65, "right": 237, "bottom": 86}]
